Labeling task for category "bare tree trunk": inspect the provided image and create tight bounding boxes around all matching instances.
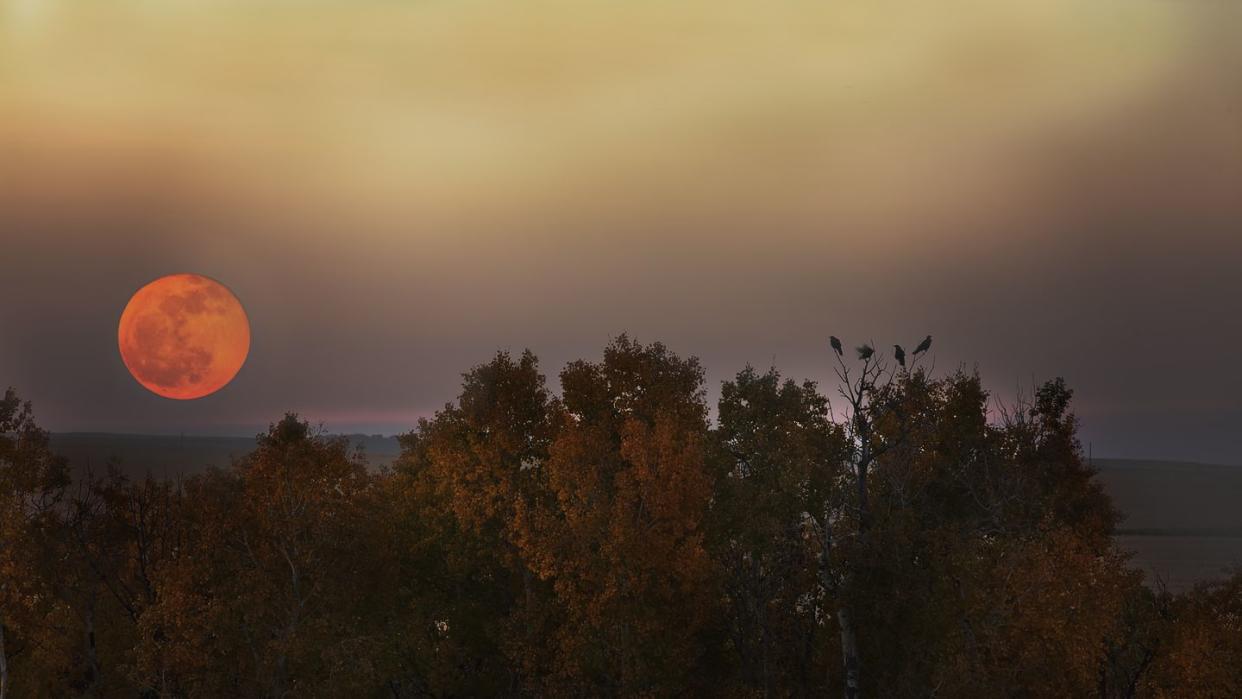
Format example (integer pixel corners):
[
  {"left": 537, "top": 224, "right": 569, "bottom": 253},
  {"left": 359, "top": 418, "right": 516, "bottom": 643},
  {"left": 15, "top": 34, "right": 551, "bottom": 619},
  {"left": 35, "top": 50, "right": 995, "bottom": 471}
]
[
  {"left": 840, "top": 422, "right": 872, "bottom": 699},
  {"left": 1, "top": 618, "right": 9, "bottom": 699},
  {"left": 82, "top": 603, "right": 100, "bottom": 698},
  {"left": 838, "top": 605, "right": 861, "bottom": 699},
  {"left": 825, "top": 341, "right": 907, "bottom": 698},
  {"left": 839, "top": 460, "right": 869, "bottom": 698},
  {"left": 813, "top": 507, "right": 836, "bottom": 692}
]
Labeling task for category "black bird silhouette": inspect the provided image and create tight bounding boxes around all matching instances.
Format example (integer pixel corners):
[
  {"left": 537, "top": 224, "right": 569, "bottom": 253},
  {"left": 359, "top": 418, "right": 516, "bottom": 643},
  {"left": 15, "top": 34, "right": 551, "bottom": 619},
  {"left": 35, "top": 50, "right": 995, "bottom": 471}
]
[
  {"left": 893, "top": 345, "right": 906, "bottom": 367},
  {"left": 830, "top": 336, "right": 843, "bottom": 356},
  {"left": 913, "top": 335, "right": 932, "bottom": 356},
  {"left": 856, "top": 344, "right": 874, "bottom": 360}
]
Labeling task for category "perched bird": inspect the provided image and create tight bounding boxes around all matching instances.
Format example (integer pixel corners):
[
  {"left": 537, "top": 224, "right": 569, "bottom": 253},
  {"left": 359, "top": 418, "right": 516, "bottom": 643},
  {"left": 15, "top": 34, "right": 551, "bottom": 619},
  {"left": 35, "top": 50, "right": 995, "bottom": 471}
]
[
  {"left": 913, "top": 335, "right": 932, "bottom": 356},
  {"left": 856, "top": 344, "right": 874, "bottom": 360},
  {"left": 893, "top": 345, "right": 906, "bottom": 367},
  {"left": 830, "top": 336, "right": 843, "bottom": 356}
]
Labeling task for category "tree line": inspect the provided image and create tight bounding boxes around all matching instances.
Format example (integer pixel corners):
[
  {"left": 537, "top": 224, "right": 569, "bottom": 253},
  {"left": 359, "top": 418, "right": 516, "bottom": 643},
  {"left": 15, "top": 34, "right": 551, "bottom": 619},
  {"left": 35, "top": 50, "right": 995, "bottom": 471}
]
[{"left": 2, "top": 336, "right": 1240, "bottom": 697}]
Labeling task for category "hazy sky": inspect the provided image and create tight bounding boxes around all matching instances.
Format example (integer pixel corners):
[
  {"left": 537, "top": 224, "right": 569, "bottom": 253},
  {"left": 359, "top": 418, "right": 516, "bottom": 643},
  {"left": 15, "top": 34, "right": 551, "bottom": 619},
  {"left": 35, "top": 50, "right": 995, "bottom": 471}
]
[{"left": 2, "top": 0, "right": 1241, "bottom": 463}]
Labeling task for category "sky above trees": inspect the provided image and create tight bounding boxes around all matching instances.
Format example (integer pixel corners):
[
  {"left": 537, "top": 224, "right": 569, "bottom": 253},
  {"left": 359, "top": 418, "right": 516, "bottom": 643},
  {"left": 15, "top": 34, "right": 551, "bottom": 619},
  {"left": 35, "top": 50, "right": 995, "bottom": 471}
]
[{"left": 2, "top": 0, "right": 1240, "bottom": 462}]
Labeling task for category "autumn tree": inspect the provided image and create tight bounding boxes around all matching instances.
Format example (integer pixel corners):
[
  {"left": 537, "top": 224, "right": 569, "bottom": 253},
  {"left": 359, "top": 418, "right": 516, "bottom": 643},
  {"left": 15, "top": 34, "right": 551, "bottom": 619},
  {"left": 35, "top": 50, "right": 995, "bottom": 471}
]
[
  {"left": 2, "top": 339, "right": 1226, "bottom": 697},
  {"left": 708, "top": 366, "right": 845, "bottom": 694},
  {"left": 138, "top": 415, "right": 392, "bottom": 697},
  {"left": 1140, "top": 572, "right": 1242, "bottom": 696},
  {"left": 68, "top": 470, "right": 188, "bottom": 695},
  {"left": 0, "top": 389, "right": 71, "bottom": 699},
  {"left": 516, "top": 337, "right": 717, "bottom": 694},
  {"left": 390, "top": 350, "right": 557, "bottom": 694},
  {"left": 805, "top": 342, "right": 1138, "bottom": 697},
  {"left": 1, "top": 390, "right": 182, "bottom": 697}
]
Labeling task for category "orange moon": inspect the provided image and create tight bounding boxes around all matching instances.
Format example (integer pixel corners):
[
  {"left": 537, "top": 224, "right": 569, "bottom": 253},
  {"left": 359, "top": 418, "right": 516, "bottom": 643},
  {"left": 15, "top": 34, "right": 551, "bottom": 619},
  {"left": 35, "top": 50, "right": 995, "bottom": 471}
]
[{"left": 118, "top": 274, "right": 251, "bottom": 400}]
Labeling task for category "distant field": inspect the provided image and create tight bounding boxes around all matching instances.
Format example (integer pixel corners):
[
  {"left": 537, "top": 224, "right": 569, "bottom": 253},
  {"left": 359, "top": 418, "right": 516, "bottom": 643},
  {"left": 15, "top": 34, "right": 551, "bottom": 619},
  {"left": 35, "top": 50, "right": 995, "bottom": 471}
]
[
  {"left": 1114, "top": 535, "right": 1242, "bottom": 593},
  {"left": 1095, "top": 458, "right": 1242, "bottom": 592},
  {"left": 44, "top": 438, "right": 1242, "bottom": 592}
]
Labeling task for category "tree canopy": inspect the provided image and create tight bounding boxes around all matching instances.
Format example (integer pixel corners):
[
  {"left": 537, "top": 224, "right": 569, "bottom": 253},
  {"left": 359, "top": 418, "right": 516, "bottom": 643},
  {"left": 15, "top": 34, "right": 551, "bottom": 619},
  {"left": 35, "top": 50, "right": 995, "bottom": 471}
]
[{"left": 2, "top": 339, "right": 1239, "bottom": 697}]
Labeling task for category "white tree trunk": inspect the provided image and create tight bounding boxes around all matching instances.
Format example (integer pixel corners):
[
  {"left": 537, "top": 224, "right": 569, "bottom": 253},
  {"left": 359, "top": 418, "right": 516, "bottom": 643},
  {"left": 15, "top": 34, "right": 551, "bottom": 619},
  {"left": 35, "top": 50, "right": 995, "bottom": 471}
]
[
  {"left": 1, "top": 618, "right": 8, "bottom": 699},
  {"left": 838, "top": 605, "right": 861, "bottom": 699}
]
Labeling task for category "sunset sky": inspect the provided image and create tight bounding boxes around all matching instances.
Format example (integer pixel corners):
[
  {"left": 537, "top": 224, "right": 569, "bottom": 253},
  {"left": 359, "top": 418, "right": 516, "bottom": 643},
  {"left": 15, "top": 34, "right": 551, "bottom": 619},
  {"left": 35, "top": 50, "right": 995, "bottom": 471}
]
[{"left": 2, "top": 0, "right": 1240, "bottom": 462}]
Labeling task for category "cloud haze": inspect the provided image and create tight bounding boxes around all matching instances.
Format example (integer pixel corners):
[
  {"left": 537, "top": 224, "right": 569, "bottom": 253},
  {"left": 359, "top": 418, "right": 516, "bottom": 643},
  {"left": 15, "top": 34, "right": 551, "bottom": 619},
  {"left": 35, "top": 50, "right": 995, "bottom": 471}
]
[{"left": 2, "top": 0, "right": 1240, "bottom": 462}]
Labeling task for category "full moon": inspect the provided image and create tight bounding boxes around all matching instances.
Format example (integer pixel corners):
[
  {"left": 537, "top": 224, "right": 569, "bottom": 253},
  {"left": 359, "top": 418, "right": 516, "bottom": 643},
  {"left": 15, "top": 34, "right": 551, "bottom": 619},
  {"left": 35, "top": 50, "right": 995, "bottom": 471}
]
[{"left": 118, "top": 274, "right": 251, "bottom": 400}]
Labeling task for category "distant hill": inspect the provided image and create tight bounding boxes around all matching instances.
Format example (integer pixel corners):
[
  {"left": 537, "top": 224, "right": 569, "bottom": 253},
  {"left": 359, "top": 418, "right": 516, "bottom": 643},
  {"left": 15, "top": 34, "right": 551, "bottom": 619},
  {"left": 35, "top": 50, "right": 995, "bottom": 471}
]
[
  {"left": 49, "top": 432, "right": 403, "bottom": 479},
  {"left": 1093, "top": 458, "right": 1242, "bottom": 534},
  {"left": 1094, "top": 458, "right": 1242, "bottom": 592},
  {"left": 43, "top": 439, "right": 1242, "bottom": 592}
]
